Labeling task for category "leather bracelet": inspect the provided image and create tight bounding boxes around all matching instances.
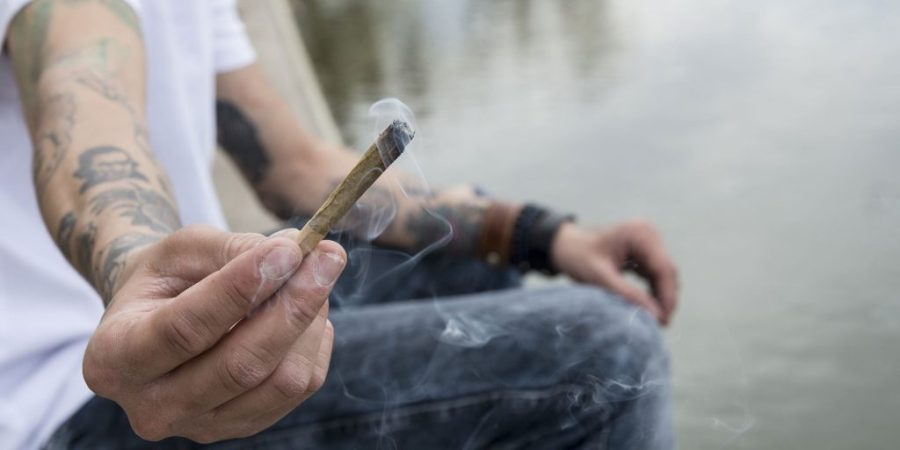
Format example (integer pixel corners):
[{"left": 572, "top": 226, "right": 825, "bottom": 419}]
[{"left": 478, "top": 202, "right": 521, "bottom": 266}]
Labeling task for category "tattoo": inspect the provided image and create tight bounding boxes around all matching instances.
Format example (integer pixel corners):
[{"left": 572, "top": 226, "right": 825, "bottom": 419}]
[
  {"left": 7, "top": 2, "right": 171, "bottom": 305},
  {"left": 157, "top": 174, "right": 175, "bottom": 198},
  {"left": 74, "top": 146, "right": 147, "bottom": 192},
  {"left": 32, "top": 91, "right": 75, "bottom": 193},
  {"left": 97, "top": 0, "right": 140, "bottom": 35},
  {"left": 47, "top": 37, "right": 130, "bottom": 76},
  {"left": 216, "top": 100, "right": 297, "bottom": 218},
  {"left": 8, "top": 1, "right": 140, "bottom": 109},
  {"left": 404, "top": 202, "right": 487, "bottom": 255},
  {"left": 24, "top": 1, "right": 54, "bottom": 80},
  {"left": 74, "top": 67, "right": 153, "bottom": 159},
  {"left": 74, "top": 222, "right": 97, "bottom": 279},
  {"left": 89, "top": 183, "right": 180, "bottom": 233},
  {"left": 94, "top": 232, "right": 157, "bottom": 302},
  {"left": 216, "top": 100, "right": 271, "bottom": 186},
  {"left": 7, "top": 1, "right": 53, "bottom": 109},
  {"left": 56, "top": 211, "right": 77, "bottom": 261}
]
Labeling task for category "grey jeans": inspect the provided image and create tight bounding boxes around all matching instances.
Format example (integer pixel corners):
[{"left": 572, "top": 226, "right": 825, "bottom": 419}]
[{"left": 45, "top": 226, "right": 673, "bottom": 449}]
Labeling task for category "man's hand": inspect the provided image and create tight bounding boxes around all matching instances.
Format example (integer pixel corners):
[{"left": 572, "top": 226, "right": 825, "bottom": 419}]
[
  {"left": 82, "top": 225, "right": 346, "bottom": 442},
  {"left": 551, "top": 220, "right": 679, "bottom": 325}
]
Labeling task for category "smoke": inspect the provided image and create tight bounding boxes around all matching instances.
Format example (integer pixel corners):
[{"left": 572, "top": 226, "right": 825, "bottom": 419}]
[
  {"left": 329, "top": 99, "right": 520, "bottom": 353},
  {"left": 313, "top": 99, "right": 679, "bottom": 448},
  {"left": 331, "top": 166, "right": 398, "bottom": 241},
  {"left": 328, "top": 98, "right": 458, "bottom": 308},
  {"left": 436, "top": 311, "right": 509, "bottom": 348}
]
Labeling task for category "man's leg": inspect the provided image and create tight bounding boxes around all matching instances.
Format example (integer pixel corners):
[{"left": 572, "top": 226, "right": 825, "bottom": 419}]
[
  {"left": 213, "top": 285, "right": 673, "bottom": 449},
  {"left": 46, "top": 286, "right": 672, "bottom": 449}
]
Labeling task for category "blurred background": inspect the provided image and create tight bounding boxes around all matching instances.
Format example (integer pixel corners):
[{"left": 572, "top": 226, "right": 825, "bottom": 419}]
[{"left": 218, "top": 0, "right": 900, "bottom": 448}]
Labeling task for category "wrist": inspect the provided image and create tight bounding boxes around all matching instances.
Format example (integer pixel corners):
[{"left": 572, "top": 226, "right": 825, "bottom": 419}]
[
  {"left": 549, "top": 222, "right": 586, "bottom": 277},
  {"left": 477, "top": 201, "right": 575, "bottom": 275}
]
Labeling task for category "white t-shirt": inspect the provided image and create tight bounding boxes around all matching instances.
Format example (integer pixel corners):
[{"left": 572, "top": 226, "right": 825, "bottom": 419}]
[{"left": 0, "top": 1, "right": 255, "bottom": 448}]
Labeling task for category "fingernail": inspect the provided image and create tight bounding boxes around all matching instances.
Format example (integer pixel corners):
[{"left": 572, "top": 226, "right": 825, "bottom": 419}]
[
  {"left": 260, "top": 245, "right": 301, "bottom": 280},
  {"left": 313, "top": 251, "right": 345, "bottom": 287}
]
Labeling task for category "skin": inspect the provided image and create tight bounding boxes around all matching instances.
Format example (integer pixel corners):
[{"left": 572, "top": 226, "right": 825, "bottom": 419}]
[
  {"left": 7, "top": 0, "right": 344, "bottom": 442},
  {"left": 7, "top": 0, "right": 678, "bottom": 443}
]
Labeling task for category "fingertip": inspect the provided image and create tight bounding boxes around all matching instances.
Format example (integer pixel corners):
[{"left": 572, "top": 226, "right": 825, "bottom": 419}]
[
  {"left": 316, "top": 240, "right": 347, "bottom": 261},
  {"left": 634, "top": 293, "right": 664, "bottom": 323},
  {"left": 648, "top": 303, "right": 664, "bottom": 323},
  {"left": 311, "top": 247, "right": 346, "bottom": 288},
  {"left": 256, "top": 238, "right": 304, "bottom": 281}
]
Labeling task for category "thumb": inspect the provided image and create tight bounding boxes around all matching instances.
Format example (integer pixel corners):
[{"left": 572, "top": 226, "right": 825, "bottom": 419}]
[{"left": 133, "top": 236, "right": 304, "bottom": 378}]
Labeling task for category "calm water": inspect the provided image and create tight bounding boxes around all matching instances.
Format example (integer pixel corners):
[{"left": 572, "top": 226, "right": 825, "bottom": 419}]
[{"left": 294, "top": 0, "right": 900, "bottom": 448}]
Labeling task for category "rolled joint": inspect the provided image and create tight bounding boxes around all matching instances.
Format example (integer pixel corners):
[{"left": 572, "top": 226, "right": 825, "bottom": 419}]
[{"left": 375, "top": 119, "right": 415, "bottom": 167}]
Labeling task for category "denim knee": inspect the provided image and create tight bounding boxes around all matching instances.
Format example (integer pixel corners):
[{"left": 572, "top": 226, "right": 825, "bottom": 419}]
[{"left": 545, "top": 285, "right": 670, "bottom": 400}]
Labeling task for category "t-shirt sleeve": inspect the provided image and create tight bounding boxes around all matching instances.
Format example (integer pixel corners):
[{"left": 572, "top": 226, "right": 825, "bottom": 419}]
[
  {"left": 211, "top": 0, "right": 256, "bottom": 73},
  {"left": 0, "top": 0, "right": 142, "bottom": 53}
]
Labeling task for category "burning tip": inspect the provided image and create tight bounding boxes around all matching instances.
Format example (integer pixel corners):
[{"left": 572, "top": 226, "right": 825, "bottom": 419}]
[{"left": 376, "top": 120, "right": 415, "bottom": 166}]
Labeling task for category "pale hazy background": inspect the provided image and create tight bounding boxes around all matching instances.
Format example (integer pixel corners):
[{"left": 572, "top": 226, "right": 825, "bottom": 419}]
[{"left": 217, "top": 0, "right": 900, "bottom": 448}]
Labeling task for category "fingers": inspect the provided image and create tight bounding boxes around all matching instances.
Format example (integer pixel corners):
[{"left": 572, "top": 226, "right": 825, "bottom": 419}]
[
  {"left": 596, "top": 261, "right": 664, "bottom": 322},
  {"left": 624, "top": 221, "right": 679, "bottom": 325},
  {"left": 149, "top": 225, "right": 270, "bottom": 282},
  {"left": 134, "top": 236, "right": 305, "bottom": 377},
  {"left": 636, "top": 255, "right": 678, "bottom": 325},
  {"left": 162, "top": 241, "right": 345, "bottom": 416},
  {"left": 190, "top": 306, "right": 334, "bottom": 441}
]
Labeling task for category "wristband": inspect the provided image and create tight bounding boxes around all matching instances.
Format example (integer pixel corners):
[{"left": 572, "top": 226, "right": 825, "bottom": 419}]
[
  {"left": 509, "top": 203, "right": 575, "bottom": 275},
  {"left": 527, "top": 210, "right": 575, "bottom": 275},
  {"left": 477, "top": 202, "right": 521, "bottom": 266}
]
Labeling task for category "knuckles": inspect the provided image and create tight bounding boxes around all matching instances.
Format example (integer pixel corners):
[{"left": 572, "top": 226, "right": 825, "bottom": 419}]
[
  {"left": 160, "top": 310, "right": 209, "bottom": 358},
  {"left": 190, "top": 421, "right": 262, "bottom": 443},
  {"left": 129, "top": 414, "right": 171, "bottom": 442},
  {"left": 221, "top": 232, "right": 267, "bottom": 267},
  {"left": 620, "top": 218, "right": 659, "bottom": 239},
  {"left": 308, "top": 368, "right": 327, "bottom": 394},
  {"left": 219, "top": 266, "right": 261, "bottom": 309},
  {"left": 270, "top": 357, "right": 318, "bottom": 400},
  {"left": 82, "top": 355, "right": 116, "bottom": 397},
  {"left": 222, "top": 346, "right": 272, "bottom": 391},
  {"left": 82, "top": 327, "right": 129, "bottom": 396},
  {"left": 281, "top": 293, "right": 323, "bottom": 328},
  {"left": 182, "top": 428, "right": 224, "bottom": 445}
]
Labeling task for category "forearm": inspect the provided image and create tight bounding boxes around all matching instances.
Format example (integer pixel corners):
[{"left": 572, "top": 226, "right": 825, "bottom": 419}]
[
  {"left": 8, "top": 0, "right": 180, "bottom": 303},
  {"left": 216, "top": 65, "right": 496, "bottom": 258}
]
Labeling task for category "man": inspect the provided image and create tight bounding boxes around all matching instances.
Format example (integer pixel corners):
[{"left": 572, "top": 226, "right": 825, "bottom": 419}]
[{"left": 0, "top": 0, "right": 679, "bottom": 448}]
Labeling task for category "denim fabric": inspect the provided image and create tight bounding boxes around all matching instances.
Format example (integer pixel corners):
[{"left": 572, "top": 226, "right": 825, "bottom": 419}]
[{"left": 44, "top": 227, "right": 673, "bottom": 450}]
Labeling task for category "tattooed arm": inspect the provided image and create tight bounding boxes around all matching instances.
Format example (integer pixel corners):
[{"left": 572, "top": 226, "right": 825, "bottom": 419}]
[
  {"left": 7, "top": 3, "right": 347, "bottom": 440},
  {"left": 7, "top": 0, "right": 177, "bottom": 303},
  {"left": 216, "top": 64, "right": 490, "bottom": 257}
]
